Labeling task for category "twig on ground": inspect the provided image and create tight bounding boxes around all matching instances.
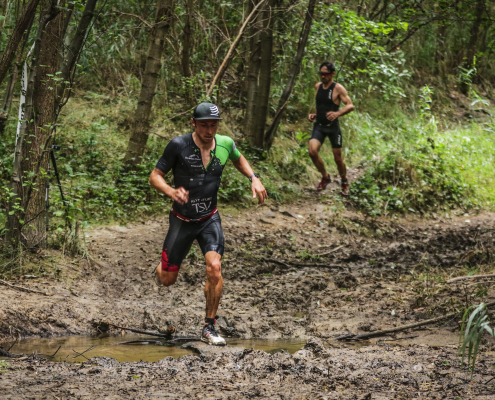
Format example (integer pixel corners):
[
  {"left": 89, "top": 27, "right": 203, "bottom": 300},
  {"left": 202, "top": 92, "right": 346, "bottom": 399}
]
[
  {"left": 0, "top": 279, "right": 53, "bottom": 296},
  {"left": 71, "top": 345, "right": 97, "bottom": 360},
  {"left": 7, "top": 338, "right": 18, "bottom": 353},
  {"left": 446, "top": 273, "right": 495, "bottom": 283},
  {"left": 316, "top": 245, "right": 345, "bottom": 256},
  {"left": 49, "top": 346, "right": 62, "bottom": 358},
  {"left": 106, "top": 322, "right": 175, "bottom": 338},
  {"left": 262, "top": 258, "right": 343, "bottom": 270},
  {"left": 336, "top": 300, "right": 495, "bottom": 341}
]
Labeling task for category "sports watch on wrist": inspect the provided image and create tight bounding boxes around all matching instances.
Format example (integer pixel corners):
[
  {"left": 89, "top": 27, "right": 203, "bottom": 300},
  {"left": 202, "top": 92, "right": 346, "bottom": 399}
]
[{"left": 249, "top": 173, "right": 259, "bottom": 182}]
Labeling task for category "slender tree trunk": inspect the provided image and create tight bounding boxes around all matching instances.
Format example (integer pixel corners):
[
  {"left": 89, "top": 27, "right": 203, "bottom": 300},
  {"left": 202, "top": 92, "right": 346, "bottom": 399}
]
[
  {"left": 181, "top": 0, "right": 193, "bottom": 78},
  {"left": 0, "top": 0, "right": 41, "bottom": 87},
  {"left": 252, "top": 0, "right": 276, "bottom": 149},
  {"left": 7, "top": 0, "right": 61, "bottom": 248},
  {"left": 0, "top": 10, "right": 35, "bottom": 135},
  {"left": 466, "top": 0, "right": 484, "bottom": 66},
  {"left": 56, "top": 0, "right": 97, "bottom": 113},
  {"left": 244, "top": 1, "right": 262, "bottom": 139},
  {"left": 264, "top": 0, "right": 316, "bottom": 149},
  {"left": 123, "top": 0, "right": 176, "bottom": 168},
  {"left": 205, "top": 0, "right": 266, "bottom": 97}
]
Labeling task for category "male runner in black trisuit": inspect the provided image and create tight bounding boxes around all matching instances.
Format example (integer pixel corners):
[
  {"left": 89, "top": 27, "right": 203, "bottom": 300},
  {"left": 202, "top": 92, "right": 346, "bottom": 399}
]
[
  {"left": 308, "top": 61, "right": 355, "bottom": 195},
  {"left": 149, "top": 102, "right": 268, "bottom": 345}
]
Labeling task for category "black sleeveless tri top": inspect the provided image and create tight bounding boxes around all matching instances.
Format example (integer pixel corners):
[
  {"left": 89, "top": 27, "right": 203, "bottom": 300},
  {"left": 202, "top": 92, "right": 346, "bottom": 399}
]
[{"left": 315, "top": 82, "right": 339, "bottom": 126}]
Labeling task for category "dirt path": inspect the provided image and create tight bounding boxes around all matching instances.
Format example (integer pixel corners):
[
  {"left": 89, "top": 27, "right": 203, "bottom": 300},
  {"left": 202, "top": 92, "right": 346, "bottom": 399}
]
[{"left": 1, "top": 187, "right": 494, "bottom": 398}]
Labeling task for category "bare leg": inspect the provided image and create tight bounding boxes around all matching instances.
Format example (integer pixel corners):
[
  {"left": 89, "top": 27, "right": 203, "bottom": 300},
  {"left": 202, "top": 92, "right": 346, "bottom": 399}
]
[
  {"left": 309, "top": 139, "right": 330, "bottom": 179},
  {"left": 156, "top": 263, "right": 179, "bottom": 287},
  {"left": 204, "top": 251, "right": 223, "bottom": 320},
  {"left": 332, "top": 148, "right": 347, "bottom": 180}
]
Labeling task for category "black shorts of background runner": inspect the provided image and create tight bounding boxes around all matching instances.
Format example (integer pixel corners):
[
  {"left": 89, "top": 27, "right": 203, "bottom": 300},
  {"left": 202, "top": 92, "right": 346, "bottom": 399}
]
[
  {"left": 311, "top": 123, "right": 342, "bottom": 149},
  {"left": 161, "top": 212, "right": 225, "bottom": 272}
]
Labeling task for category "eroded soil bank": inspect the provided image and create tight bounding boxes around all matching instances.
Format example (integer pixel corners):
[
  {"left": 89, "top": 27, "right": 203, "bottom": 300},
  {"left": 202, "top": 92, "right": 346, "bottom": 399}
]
[{"left": 1, "top": 186, "right": 495, "bottom": 398}]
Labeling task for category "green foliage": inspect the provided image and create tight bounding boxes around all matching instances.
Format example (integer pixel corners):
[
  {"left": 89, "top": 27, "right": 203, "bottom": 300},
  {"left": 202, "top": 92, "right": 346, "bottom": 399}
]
[
  {"left": 350, "top": 134, "right": 475, "bottom": 216},
  {"left": 459, "top": 303, "right": 495, "bottom": 377}
]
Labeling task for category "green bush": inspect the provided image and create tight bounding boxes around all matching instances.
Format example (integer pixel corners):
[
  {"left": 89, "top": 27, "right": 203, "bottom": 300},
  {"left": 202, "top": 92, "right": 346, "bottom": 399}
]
[{"left": 350, "top": 135, "right": 475, "bottom": 216}]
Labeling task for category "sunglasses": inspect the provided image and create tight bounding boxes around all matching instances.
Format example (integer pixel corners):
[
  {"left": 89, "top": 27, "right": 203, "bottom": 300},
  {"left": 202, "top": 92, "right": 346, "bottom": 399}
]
[{"left": 319, "top": 72, "right": 332, "bottom": 77}]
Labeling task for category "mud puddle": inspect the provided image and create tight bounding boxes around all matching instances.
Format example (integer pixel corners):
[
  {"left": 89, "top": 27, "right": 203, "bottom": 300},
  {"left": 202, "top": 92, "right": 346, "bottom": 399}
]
[{"left": 1, "top": 335, "right": 306, "bottom": 362}]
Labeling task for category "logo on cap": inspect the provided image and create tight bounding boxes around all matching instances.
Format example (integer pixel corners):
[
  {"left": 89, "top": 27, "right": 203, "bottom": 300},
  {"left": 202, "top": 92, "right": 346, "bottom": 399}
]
[{"left": 209, "top": 105, "right": 220, "bottom": 117}]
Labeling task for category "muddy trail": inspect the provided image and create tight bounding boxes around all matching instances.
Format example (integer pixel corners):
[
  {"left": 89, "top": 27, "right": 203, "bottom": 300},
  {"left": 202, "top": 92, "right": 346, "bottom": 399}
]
[{"left": 1, "top": 184, "right": 495, "bottom": 398}]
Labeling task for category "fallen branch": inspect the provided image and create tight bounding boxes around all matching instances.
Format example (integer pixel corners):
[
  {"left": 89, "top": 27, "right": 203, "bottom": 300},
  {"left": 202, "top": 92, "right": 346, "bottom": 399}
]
[
  {"left": 106, "top": 322, "right": 175, "bottom": 338},
  {"left": 0, "top": 279, "right": 53, "bottom": 296},
  {"left": 0, "top": 347, "right": 23, "bottom": 358},
  {"left": 447, "top": 273, "right": 495, "bottom": 283},
  {"left": 337, "top": 300, "right": 495, "bottom": 341}
]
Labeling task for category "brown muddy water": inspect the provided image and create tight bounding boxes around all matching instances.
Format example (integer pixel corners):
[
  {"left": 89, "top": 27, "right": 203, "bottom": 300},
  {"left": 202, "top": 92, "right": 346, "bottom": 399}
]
[
  {"left": 1, "top": 335, "right": 307, "bottom": 362},
  {"left": 1, "top": 328, "right": 460, "bottom": 363}
]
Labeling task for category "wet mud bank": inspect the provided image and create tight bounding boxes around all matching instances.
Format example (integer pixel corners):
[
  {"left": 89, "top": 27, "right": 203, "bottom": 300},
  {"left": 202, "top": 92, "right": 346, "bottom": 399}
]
[
  {"left": 2, "top": 338, "right": 495, "bottom": 399},
  {"left": 1, "top": 195, "right": 495, "bottom": 397}
]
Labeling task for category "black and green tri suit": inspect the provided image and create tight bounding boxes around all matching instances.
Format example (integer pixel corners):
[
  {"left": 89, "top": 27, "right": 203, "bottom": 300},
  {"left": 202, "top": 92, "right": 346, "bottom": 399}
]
[{"left": 155, "top": 132, "right": 241, "bottom": 271}]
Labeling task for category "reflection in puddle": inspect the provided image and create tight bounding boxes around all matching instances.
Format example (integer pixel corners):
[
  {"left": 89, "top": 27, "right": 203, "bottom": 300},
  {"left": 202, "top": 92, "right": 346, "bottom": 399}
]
[{"left": 1, "top": 335, "right": 306, "bottom": 363}]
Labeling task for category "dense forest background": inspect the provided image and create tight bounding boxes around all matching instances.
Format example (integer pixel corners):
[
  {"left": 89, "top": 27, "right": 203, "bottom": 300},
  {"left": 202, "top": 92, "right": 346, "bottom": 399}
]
[{"left": 0, "top": 0, "right": 494, "bottom": 251}]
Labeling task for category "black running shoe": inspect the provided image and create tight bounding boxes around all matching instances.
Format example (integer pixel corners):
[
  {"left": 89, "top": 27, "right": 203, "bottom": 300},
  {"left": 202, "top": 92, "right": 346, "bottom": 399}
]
[{"left": 201, "top": 323, "right": 226, "bottom": 346}]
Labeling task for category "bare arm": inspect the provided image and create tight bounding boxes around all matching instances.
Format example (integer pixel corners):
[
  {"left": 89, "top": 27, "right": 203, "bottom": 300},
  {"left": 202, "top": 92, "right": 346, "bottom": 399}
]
[
  {"left": 327, "top": 84, "right": 354, "bottom": 121},
  {"left": 149, "top": 168, "right": 189, "bottom": 205},
  {"left": 232, "top": 155, "right": 268, "bottom": 204}
]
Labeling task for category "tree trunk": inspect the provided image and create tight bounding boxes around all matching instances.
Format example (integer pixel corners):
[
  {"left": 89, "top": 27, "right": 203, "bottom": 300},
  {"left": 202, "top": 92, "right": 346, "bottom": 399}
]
[
  {"left": 123, "top": 0, "right": 176, "bottom": 168},
  {"left": 466, "top": 0, "right": 484, "bottom": 66},
  {"left": 264, "top": 0, "right": 316, "bottom": 149},
  {"left": 181, "top": 0, "right": 193, "bottom": 78},
  {"left": 7, "top": 0, "right": 98, "bottom": 249},
  {"left": 252, "top": 0, "right": 276, "bottom": 149},
  {"left": 7, "top": 0, "right": 61, "bottom": 248},
  {"left": 0, "top": 9, "right": 35, "bottom": 135},
  {"left": 56, "top": 0, "right": 97, "bottom": 113},
  {"left": 0, "top": 0, "right": 41, "bottom": 87},
  {"left": 244, "top": 1, "right": 262, "bottom": 140}
]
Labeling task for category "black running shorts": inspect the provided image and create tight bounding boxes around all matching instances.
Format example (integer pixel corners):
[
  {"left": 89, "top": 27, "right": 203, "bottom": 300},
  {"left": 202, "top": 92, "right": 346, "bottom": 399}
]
[
  {"left": 161, "top": 212, "right": 225, "bottom": 272},
  {"left": 310, "top": 123, "right": 342, "bottom": 149}
]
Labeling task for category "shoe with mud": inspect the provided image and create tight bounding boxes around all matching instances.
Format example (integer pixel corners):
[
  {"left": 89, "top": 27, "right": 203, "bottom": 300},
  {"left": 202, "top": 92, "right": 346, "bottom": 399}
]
[
  {"left": 316, "top": 176, "right": 331, "bottom": 191},
  {"left": 201, "top": 323, "right": 226, "bottom": 346},
  {"left": 341, "top": 179, "right": 350, "bottom": 196}
]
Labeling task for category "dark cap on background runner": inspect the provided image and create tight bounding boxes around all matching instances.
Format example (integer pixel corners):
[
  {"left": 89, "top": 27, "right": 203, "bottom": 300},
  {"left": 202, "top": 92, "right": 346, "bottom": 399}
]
[{"left": 193, "top": 102, "right": 223, "bottom": 120}]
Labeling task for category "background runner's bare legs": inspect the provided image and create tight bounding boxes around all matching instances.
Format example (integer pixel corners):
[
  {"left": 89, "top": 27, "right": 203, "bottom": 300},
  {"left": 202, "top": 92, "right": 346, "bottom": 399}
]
[
  {"left": 204, "top": 251, "right": 223, "bottom": 321},
  {"left": 309, "top": 139, "right": 347, "bottom": 181},
  {"left": 308, "top": 139, "right": 329, "bottom": 178},
  {"left": 332, "top": 148, "right": 347, "bottom": 180}
]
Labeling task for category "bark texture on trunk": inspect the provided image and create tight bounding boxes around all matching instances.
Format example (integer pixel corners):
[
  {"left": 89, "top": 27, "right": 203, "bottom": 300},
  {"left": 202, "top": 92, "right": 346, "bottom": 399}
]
[
  {"left": 123, "top": 0, "right": 176, "bottom": 167},
  {"left": 181, "top": 0, "right": 193, "bottom": 78},
  {"left": 252, "top": 0, "right": 276, "bottom": 149},
  {"left": 0, "top": 8, "right": 35, "bottom": 135},
  {"left": 466, "top": 0, "right": 484, "bottom": 66},
  {"left": 244, "top": 1, "right": 262, "bottom": 140},
  {"left": 264, "top": 0, "right": 316, "bottom": 149},
  {"left": 0, "top": 0, "right": 41, "bottom": 87},
  {"left": 7, "top": 0, "right": 62, "bottom": 248}
]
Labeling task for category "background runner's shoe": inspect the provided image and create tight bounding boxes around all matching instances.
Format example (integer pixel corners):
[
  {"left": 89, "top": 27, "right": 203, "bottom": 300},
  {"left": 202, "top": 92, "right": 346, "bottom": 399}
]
[
  {"left": 341, "top": 180, "right": 350, "bottom": 196},
  {"left": 201, "top": 323, "right": 226, "bottom": 346},
  {"left": 317, "top": 176, "right": 331, "bottom": 191}
]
